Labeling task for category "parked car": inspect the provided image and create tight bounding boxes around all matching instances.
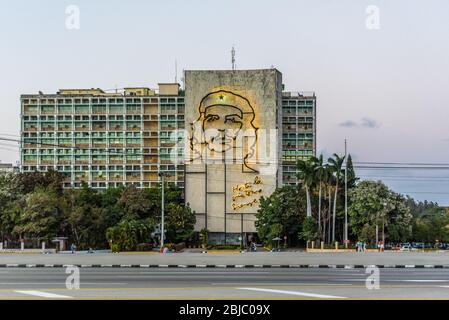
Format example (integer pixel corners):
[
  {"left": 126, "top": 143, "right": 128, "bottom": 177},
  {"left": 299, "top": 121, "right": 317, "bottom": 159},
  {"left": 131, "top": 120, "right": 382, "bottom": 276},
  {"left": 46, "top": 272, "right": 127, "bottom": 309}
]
[{"left": 400, "top": 243, "right": 410, "bottom": 251}]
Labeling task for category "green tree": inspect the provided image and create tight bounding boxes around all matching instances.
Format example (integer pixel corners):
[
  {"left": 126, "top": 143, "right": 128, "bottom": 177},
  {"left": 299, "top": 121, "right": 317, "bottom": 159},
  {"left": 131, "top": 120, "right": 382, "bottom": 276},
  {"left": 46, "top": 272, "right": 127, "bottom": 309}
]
[
  {"left": 255, "top": 186, "right": 305, "bottom": 247},
  {"left": 119, "top": 185, "right": 151, "bottom": 219},
  {"left": 106, "top": 218, "right": 154, "bottom": 251},
  {"left": 328, "top": 154, "right": 345, "bottom": 242},
  {"left": 299, "top": 216, "right": 318, "bottom": 241},
  {"left": 296, "top": 158, "right": 315, "bottom": 218},
  {"left": 13, "top": 187, "right": 61, "bottom": 241},
  {"left": 349, "top": 180, "right": 412, "bottom": 244},
  {"left": 165, "top": 203, "right": 196, "bottom": 243}
]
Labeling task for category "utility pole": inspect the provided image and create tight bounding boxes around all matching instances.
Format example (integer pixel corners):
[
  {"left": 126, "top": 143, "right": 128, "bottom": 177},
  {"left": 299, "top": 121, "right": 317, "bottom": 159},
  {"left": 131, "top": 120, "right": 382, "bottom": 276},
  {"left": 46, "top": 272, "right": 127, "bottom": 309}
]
[
  {"left": 344, "top": 139, "right": 348, "bottom": 248},
  {"left": 159, "top": 172, "right": 166, "bottom": 250}
]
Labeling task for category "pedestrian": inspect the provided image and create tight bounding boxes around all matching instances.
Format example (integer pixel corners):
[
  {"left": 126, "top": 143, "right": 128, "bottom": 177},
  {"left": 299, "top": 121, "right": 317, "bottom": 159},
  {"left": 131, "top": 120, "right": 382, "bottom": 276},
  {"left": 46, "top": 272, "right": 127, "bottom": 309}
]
[
  {"left": 70, "top": 243, "right": 76, "bottom": 254},
  {"left": 363, "top": 241, "right": 367, "bottom": 252}
]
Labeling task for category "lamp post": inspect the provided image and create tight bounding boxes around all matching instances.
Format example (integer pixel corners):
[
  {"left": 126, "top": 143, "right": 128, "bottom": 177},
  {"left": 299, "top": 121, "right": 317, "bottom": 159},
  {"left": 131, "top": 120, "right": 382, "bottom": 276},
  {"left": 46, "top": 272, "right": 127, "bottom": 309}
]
[
  {"left": 344, "top": 139, "right": 348, "bottom": 248},
  {"left": 382, "top": 202, "right": 387, "bottom": 245},
  {"left": 158, "top": 172, "right": 167, "bottom": 250}
]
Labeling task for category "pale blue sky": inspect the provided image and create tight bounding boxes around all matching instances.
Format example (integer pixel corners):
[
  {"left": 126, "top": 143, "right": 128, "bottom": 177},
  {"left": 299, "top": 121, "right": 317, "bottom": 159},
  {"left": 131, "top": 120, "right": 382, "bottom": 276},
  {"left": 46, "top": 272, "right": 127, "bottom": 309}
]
[{"left": 1, "top": 0, "right": 448, "bottom": 204}]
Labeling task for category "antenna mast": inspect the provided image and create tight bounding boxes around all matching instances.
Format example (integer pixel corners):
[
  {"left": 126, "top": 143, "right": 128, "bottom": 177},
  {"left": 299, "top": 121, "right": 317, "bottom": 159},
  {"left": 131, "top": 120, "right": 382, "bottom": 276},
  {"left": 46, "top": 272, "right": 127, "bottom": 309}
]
[
  {"left": 175, "top": 60, "right": 178, "bottom": 83},
  {"left": 231, "top": 47, "right": 236, "bottom": 70}
]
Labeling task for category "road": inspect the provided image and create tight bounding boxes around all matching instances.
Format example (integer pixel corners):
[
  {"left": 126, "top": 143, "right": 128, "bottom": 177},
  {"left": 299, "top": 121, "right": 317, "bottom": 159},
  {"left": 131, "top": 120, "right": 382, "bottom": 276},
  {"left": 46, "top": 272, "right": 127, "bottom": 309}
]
[
  {"left": 2, "top": 267, "right": 449, "bottom": 299},
  {"left": 2, "top": 251, "right": 449, "bottom": 266}
]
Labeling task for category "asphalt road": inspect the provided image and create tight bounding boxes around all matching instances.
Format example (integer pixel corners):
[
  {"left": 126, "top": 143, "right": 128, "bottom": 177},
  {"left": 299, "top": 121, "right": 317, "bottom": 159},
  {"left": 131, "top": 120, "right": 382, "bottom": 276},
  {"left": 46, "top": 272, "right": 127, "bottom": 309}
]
[
  {"left": 2, "top": 268, "right": 449, "bottom": 299},
  {"left": 3, "top": 251, "right": 449, "bottom": 265}
]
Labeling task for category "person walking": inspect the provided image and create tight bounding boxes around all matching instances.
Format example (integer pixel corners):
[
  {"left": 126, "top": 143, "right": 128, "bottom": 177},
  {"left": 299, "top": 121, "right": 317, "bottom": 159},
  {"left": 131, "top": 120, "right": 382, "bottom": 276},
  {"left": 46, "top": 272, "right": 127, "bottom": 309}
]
[{"left": 363, "top": 241, "right": 367, "bottom": 253}]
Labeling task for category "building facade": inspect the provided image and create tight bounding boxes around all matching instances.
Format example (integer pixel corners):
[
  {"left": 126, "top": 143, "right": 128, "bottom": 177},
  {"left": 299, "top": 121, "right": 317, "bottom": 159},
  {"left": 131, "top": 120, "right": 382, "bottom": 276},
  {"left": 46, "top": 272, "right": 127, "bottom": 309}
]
[
  {"left": 20, "top": 69, "right": 316, "bottom": 244},
  {"left": 281, "top": 91, "right": 317, "bottom": 185},
  {"left": 184, "top": 69, "right": 283, "bottom": 244},
  {"left": 20, "top": 84, "right": 185, "bottom": 188}
]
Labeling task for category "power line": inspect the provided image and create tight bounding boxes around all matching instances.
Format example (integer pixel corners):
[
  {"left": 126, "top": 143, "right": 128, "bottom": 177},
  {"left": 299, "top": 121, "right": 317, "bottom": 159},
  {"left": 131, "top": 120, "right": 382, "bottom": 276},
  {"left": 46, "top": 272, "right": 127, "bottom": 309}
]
[{"left": 354, "top": 161, "right": 449, "bottom": 166}]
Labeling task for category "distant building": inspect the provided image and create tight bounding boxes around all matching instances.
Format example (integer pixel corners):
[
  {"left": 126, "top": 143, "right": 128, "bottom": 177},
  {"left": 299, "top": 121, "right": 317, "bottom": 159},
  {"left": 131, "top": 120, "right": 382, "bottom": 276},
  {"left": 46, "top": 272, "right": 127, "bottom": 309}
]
[{"left": 0, "top": 163, "right": 19, "bottom": 174}]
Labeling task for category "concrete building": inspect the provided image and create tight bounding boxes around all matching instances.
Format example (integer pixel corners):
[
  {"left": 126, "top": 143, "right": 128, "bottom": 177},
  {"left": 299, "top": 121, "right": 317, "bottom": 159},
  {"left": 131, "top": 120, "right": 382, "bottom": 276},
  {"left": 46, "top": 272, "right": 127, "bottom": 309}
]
[
  {"left": 281, "top": 91, "right": 317, "bottom": 185},
  {"left": 20, "top": 84, "right": 185, "bottom": 188},
  {"left": 19, "top": 68, "right": 316, "bottom": 244},
  {"left": 0, "top": 163, "right": 19, "bottom": 174}
]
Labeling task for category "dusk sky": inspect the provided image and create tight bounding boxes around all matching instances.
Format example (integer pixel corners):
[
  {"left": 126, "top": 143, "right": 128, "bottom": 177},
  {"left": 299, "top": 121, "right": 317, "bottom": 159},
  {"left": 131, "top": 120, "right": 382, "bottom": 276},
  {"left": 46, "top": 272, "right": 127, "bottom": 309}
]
[{"left": 1, "top": 0, "right": 448, "bottom": 204}]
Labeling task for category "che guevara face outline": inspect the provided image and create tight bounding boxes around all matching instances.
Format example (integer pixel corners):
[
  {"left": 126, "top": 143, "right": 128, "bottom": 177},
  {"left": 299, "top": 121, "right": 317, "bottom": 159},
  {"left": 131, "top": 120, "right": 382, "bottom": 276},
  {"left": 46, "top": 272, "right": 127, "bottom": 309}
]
[{"left": 191, "top": 89, "right": 259, "bottom": 172}]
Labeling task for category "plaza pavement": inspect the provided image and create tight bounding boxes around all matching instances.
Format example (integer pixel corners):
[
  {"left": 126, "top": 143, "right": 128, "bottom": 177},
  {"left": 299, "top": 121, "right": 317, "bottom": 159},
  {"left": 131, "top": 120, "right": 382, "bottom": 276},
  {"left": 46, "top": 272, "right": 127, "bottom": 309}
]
[{"left": 1, "top": 251, "right": 449, "bottom": 267}]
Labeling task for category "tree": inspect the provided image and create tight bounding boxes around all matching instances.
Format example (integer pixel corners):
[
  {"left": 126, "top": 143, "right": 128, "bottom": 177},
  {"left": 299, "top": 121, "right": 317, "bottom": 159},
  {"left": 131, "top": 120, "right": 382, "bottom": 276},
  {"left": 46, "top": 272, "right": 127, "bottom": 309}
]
[
  {"left": 119, "top": 185, "right": 151, "bottom": 219},
  {"left": 312, "top": 155, "right": 325, "bottom": 237},
  {"left": 296, "top": 158, "right": 315, "bottom": 218},
  {"left": 17, "top": 169, "right": 63, "bottom": 195},
  {"left": 255, "top": 186, "right": 305, "bottom": 247},
  {"left": 165, "top": 203, "right": 196, "bottom": 243},
  {"left": 13, "top": 187, "right": 61, "bottom": 242},
  {"left": 328, "top": 154, "right": 345, "bottom": 242},
  {"left": 106, "top": 218, "right": 154, "bottom": 251},
  {"left": 299, "top": 216, "right": 318, "bottom": 241},
  {"left": 349, "top": 180, "right": 412, "bottom": 244}
]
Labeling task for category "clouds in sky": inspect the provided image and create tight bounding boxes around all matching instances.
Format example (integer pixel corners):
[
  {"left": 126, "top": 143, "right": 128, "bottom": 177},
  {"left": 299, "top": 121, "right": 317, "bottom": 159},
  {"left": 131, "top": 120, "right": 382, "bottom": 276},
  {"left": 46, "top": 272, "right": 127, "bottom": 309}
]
[{"left": 339, "top": 117, "right": 381, "bottom": 129}]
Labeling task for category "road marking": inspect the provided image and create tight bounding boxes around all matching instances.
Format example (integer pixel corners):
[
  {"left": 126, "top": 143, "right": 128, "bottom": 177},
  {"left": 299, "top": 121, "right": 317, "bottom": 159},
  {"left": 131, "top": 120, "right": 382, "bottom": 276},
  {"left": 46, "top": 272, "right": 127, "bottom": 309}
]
[
  {"left": 396, "top": 280, "right": 449, "bottom": 283},
  {"left": 237, "top": 287, "right": 346, "bottom": 299},
  {"left": 15, "top": 290, "right": 72, "bottom": 299},
  {"left": 1, "top": 282, "right": 126, "bottom": 285}
]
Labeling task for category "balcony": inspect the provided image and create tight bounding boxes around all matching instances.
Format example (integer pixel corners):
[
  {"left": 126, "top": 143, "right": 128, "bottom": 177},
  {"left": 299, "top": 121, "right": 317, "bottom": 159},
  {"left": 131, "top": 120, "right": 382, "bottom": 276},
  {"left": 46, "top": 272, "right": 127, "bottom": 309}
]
[
  {"left": 75, "top": 125, "right": 89, "bottom": 131},
  {"left": 126, "top": 175, "right": 140, "bottom": 181},
  {"left": 74, "top": 160, "right": 89, "bottom": 165},
  {"left": 126, "top": 125, "right": 141, "bottom": 131},
  {"left": 125, "top": 160, "right": 141, "bottom": 164}
]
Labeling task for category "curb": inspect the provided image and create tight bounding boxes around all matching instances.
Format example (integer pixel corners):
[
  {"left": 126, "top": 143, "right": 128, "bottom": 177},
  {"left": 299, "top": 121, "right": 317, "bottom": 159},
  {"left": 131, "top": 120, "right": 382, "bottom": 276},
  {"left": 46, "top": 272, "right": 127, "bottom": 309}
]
[{"left": 0, "top": 264, "right": 448, "bottom": 269}]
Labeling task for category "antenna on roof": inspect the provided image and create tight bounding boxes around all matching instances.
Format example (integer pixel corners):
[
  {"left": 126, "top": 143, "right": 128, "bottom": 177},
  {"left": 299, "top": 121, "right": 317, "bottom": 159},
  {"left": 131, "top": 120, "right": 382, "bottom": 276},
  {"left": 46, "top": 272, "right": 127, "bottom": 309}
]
[
  {"left": 231, "top": 47, "right": 236, "bottom": 70},
  {"left": 175, "top": 59, "right": 178, "bottom": 83}
]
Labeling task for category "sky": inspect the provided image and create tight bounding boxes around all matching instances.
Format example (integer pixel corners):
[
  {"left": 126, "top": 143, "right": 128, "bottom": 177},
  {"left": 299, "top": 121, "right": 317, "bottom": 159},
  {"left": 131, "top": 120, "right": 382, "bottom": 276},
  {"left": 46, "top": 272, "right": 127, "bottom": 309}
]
[{"left": 0, "top": 0, "right": 448, "bottom": 204}]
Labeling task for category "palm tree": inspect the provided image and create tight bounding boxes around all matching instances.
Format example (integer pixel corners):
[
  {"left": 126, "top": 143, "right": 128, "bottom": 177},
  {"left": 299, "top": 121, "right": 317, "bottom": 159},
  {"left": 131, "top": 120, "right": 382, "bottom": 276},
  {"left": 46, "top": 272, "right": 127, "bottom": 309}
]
[
  {"left": 328, "top": 154, "right": 345, "bottom": 242},
  {"left": 324, "top": 165, "right": 335, "bottom": 244},
  {"left": 312, "top": 155, "right": 326, "bottom": 238},
  {"left": 296, "top": 158, "right": 315, "bottom": 218}
]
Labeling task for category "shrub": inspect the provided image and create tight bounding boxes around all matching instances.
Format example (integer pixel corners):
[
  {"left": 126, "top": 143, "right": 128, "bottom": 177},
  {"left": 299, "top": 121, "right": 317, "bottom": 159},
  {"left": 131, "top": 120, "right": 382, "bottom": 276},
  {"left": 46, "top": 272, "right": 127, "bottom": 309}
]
[
  {"left": 136, "top": 243, "right": 153, "bottom": 251},
  {"left": 206, "top": 244, "right": 240, "bottom": 250}
]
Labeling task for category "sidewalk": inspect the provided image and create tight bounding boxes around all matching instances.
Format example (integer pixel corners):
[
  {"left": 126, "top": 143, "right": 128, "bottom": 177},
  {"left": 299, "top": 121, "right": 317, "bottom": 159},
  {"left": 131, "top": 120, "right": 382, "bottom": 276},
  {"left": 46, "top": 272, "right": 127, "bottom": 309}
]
[{"left": 1, "top": 251, "right": 449, "bottom": 267}]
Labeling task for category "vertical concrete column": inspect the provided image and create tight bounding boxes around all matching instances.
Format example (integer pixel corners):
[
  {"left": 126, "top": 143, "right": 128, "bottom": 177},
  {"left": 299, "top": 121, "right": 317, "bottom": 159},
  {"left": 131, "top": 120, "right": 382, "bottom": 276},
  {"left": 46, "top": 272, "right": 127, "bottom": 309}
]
[
  {"left": 311, "top": 241, "right": 315, "bottom": 249},
  {"left": 335, "top": 241, "right": 339, "bottom": 250},
  {"left": 306, "top": 240, "right": 310, "bottom": 250},
  {"left": 20, "top": 241, "right": 24, "bottom": 251},
  {"left": 321, "top": 241, "right": 324, "bottom": 250},
  {"left": 41, "top": 241, "right": 45, "bottom": 252}
]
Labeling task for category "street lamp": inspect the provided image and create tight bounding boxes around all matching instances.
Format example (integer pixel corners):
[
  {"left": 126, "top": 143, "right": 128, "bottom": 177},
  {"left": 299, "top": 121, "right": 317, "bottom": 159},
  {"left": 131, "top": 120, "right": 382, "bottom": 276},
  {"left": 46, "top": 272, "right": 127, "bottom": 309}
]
[{"left": 158, "top": 172, "right": 169, "bottom": 251}]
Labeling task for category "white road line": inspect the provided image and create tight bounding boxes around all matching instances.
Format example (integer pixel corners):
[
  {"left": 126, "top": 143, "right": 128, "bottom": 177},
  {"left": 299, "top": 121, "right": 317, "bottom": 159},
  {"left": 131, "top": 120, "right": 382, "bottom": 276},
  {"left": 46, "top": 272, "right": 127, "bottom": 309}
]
[
  {"left": 1, "top": 282, "right": 126, "bottom": 285},
  {"left": 15, "top": 290, "right": 73, "bottom": 299},
  {"left": 237, "top": 287, "right": 346, "bottom": 299},
  {"left": 395, "top": 280, "right": 449, "bottom": 283}
]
